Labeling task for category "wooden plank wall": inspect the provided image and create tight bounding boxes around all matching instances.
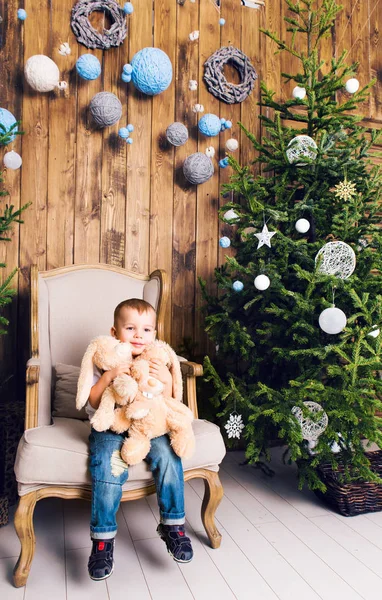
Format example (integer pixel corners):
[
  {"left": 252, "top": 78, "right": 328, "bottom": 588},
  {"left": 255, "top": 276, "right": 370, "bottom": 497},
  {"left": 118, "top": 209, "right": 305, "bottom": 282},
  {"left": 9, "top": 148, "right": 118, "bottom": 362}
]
[{"left": 0, "top": 0, "right": 381, "bottom": 386}]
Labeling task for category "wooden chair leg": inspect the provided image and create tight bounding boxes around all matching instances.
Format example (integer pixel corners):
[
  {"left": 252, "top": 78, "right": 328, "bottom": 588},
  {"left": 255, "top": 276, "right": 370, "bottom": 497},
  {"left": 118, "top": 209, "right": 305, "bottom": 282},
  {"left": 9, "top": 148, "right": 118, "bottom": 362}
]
[
  {"left": 13, "top": 492, "right": 38, "bottom": 588},
  {"left": 201, "top": 470, "right": 224, "bottom": 549}
]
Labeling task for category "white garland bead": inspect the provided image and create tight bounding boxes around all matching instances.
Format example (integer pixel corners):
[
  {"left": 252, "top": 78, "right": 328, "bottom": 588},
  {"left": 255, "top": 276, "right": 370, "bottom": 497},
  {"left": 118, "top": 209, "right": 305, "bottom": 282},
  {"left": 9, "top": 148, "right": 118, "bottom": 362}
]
[
  {"left": 3, "top": 150, "right": 22, "bottom": 170},
  {"left": 58, "top": 42, "right": 71, "bottom": 56},
  {"left": 295, "top": 218, "right": 310, "bottom": 233},
  {"left": 345, "top": 78, "right": 359, "bottom": 94},
  {"left": 292, "top": 86, "right": 306, "bottom": 99},
  {"left": 189, "top": 30, "right": 199, "bottom": 41},
  {"left": 192, "top": 103, "right": 204, "bottom": 113},
  {"left": 225, "top": 138, "right": 239, "bottom": 152},
  {"left": 254, "top": 274, "right": 270, "bottom": 291},
  {"left": 205, "top": 146, "right": 215, "bottom": 158},
  {"left": 188, "top": 79, "right": 198, "bottom": 91}
]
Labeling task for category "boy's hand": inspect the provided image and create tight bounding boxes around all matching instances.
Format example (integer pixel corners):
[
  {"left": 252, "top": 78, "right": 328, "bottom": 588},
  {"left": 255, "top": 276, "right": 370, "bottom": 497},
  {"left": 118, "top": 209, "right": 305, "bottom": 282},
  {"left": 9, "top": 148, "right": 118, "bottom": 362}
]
[
  {"left": 149, "top": 359, "right": 172, "bottom": 395},
  {"left": 106, "top": 363, "right": 131, "bottom": 385}
]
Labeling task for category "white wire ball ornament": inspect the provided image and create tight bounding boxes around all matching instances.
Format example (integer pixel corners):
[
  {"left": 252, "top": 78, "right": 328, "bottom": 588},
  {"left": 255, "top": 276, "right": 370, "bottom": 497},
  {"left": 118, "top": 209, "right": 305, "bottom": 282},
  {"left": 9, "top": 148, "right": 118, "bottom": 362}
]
[
  {"left": 315, "top": 241, "right": 356, "bottom": 279},
  {"left": 292, "top": 401, "right": 328, "bottom": 441},
  {"left": 286, "top": 135, "right": 318, "bottom": 166},
  {"left": 319, "top": 306, "right": 347, "bottom": 334}
]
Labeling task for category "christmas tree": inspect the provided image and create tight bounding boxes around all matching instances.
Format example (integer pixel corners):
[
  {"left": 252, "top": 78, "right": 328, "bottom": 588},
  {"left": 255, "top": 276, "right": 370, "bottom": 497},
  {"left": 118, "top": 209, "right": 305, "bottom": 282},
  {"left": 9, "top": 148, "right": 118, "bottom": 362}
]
[{"left": 201, "top": 0, "right": 382, "bottom": 491}]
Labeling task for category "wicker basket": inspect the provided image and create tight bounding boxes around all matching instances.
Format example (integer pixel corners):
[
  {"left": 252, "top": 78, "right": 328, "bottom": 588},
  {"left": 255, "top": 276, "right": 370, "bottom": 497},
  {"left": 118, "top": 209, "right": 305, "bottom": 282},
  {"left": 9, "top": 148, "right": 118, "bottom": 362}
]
[{"left": 314, "top": 450, "right": 382, "bottom": 517}]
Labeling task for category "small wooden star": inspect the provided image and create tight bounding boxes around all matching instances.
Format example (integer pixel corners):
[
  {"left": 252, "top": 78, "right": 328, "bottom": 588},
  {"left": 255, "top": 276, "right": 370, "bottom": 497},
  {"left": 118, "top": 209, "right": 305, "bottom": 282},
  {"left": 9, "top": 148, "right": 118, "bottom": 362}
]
[{"left": 254, "top": 223, "right": 276, "bottom": 249}]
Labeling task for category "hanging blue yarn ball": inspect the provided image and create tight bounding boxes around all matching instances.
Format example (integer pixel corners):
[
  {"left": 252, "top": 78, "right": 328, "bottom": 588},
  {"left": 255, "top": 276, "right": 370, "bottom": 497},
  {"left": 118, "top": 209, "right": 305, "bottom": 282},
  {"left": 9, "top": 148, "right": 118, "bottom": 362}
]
[
  {"left": 123, "top": 64, "right": 133, "bottom": 75},
  {"left": 198, "top": 114, "right": 221, "bottom": 137},
  {"left": 126, "top": 138, "right": 133, "bottom": 144},
  {"left": 17, "top": 9, "right": 27, "bottom": 20},
  {"left": 121, "top": 72, "right": 132, "bottom": 83},
  {"left": 118, "top": 127, "right": 130, "bottom": 139},
  {"left": 219, "top": 236, "right": 231, "bottom": 248},
  {"left": 225, "top": 120, "right": 232, "bottom": 129},
  {"left": 129, "top": 48, "right": 173, "bottom": 95},
  {"left": 0, "top": 108, "right": 18, "bottom": 145},
  {"left": 219, "top": 157, "right": 229, "bottom": 168},
  {"left": 76, "top": 54, "right": 101, "bottom": 80},
  {"left": 233, "top": 281, "right": 244, "bottom": 292},
  {"left": 220, "top": 118, "right": 226, "bottom": 125},
  {"left": 219, "top": 18, "right": 225, "bottom": 26},
  {"left": 127, "top": 124, "right": 134, "bottom": 132},
  {"left": 123, "top": 2, "right": 134, "bottom": 14}
]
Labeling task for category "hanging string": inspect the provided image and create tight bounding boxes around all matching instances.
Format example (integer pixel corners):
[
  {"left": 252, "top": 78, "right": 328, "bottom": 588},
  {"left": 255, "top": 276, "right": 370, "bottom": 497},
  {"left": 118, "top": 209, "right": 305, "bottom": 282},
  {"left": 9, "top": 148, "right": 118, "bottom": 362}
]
[
  {"left": 335, "top": 0, "right": 381, "bottom": 60},
  {"left": 332, "top": 285, "right": 336, "bottom": 307},
  {"left": 335, "top": 0, "right": 361, "bottom": 57}
]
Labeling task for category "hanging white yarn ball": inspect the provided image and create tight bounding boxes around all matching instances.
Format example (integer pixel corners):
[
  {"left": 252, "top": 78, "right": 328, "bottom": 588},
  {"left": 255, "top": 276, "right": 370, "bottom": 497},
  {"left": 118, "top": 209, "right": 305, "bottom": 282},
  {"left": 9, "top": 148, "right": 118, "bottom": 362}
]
[
  {"left": 254, "top": 274, "right": 270, "bottom": 291},
  {"left": 295, "top": 218, "right": 310, "bottom": 233},
  {"left": 3, "top": 151, "right": 22, "bottom": 170},
  {"left": 205, "top": 146, "right": 215, "bottom": 158},
  {"left": 345, "top": 78, "right": 360, "bottom": 94},
  {"left": 319, "top": 306, "right": 347, "bottom": 334},
  {"left": 225, "top": 138, "right": 239, "bottom": 152},
  {"left": 315, "top": 241, "right": 356, "bottom": 279},
  {"left": 24, "top": 55, "right": 67, "bottom": 92},
  {"left": 292, "top": 86, "right": 306, "bottom": 99}
]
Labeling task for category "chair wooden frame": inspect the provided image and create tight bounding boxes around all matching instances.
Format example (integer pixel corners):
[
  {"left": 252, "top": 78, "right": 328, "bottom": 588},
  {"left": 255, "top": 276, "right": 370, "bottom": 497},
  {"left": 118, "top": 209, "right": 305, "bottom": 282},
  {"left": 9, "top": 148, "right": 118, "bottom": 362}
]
[{"left": 13, "top": 264, "right": 224, "bottom": 588}]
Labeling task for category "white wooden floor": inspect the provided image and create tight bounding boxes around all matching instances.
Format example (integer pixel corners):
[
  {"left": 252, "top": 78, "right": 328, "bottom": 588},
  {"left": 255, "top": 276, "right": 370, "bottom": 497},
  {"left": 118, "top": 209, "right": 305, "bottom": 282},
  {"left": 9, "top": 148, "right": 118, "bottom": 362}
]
[{"left": 2, "top": 448, "right": 382, "bottom": 600}]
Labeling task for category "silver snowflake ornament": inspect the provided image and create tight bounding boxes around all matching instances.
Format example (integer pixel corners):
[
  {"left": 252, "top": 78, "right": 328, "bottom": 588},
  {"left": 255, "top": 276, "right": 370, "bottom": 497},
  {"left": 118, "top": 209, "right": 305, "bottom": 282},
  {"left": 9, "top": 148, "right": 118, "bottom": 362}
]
[
  {"left": 254, "top": 223, "right": 276, "bottom": 249},
  {"left": 224, "top": 413, "right": 245, "bottom": 439}
]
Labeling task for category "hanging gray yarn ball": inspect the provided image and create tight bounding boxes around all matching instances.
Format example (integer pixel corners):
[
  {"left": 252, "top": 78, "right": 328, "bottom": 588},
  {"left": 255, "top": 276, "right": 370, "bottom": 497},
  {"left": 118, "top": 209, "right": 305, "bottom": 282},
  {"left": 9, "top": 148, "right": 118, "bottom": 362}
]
[
  {"left": 166, "top": 122, "right": 189, "bottom": 146},
  {"left": 89, "top": 92, "right": 122, "bottom": 127},
  {"left": 183, "top": 152, "right": 214, "bottom": 185}
]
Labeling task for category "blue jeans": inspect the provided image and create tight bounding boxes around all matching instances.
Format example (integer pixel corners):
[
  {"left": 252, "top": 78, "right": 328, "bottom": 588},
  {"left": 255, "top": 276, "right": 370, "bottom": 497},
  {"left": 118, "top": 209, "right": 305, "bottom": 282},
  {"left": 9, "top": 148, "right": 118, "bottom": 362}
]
[{"left": 89, "top": 429, "right": 185, "bottom": 539}]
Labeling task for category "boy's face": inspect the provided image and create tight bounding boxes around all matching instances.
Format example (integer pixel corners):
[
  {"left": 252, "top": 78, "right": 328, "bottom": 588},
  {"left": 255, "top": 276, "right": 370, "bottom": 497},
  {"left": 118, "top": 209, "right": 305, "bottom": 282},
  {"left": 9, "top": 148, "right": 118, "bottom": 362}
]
[{"left": 111, "top": 307, "right": 156, "bottom": 356}]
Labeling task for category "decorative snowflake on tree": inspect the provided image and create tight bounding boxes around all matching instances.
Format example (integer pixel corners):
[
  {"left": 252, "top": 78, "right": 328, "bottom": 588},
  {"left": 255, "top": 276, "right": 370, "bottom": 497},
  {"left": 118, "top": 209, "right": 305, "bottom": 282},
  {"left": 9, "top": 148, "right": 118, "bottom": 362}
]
[
  {"left": 224, "top": 413, "right": 245, "bottom": 439},
  {"left": 334, "top": 178, "right": 357, "bottom": 201}
]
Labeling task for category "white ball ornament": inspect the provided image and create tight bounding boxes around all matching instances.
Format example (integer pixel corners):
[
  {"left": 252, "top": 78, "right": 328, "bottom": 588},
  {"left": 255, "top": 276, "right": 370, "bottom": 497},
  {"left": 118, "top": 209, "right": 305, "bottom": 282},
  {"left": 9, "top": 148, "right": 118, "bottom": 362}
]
[
  {"left": 225, "top": 138, "right": 239, "bottom": 152},
  {"left": 292, "top": 86, "right": 306, "bottom": 100},
  {"left": 3, "top": 151, "right": 22, "bottom": 170},
  {"left": 224, "top": 209, "right": 239, "bottom": 223},
  {"left": 319, "top": 306, "right": 347, "bottom": 334},
  {"left": 345, "top": 78, "right": 360, "bottom": 94},
  {"left": 254, "top": 274, "right": 270, "bottom": 291},
  {"left": 295, "top": 218, "right": 310, "bottom": 233}
]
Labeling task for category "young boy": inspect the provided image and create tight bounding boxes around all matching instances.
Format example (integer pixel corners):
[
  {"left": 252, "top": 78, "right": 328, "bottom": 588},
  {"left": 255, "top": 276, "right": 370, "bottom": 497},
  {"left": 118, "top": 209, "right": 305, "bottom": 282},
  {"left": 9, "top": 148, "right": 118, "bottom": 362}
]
[{"left": 86, "top": 298, "right": 193, "bottom": 581}]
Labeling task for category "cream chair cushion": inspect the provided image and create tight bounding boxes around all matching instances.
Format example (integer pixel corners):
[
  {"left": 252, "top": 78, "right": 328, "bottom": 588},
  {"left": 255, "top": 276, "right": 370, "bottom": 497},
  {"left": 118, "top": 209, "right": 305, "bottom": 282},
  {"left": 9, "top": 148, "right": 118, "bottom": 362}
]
[{"left": 15, "top": 418, "right": 226, "bottom": 496}]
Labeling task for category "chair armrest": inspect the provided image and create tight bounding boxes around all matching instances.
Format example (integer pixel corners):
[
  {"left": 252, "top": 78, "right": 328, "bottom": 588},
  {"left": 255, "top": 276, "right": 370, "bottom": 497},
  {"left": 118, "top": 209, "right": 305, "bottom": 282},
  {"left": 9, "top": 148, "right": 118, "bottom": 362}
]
[
  {"left": 25, "top": 358, "right": 40, "bottom": 430},
  {"left": 179, "top": 361, "right": 203, "bottom": 419}
]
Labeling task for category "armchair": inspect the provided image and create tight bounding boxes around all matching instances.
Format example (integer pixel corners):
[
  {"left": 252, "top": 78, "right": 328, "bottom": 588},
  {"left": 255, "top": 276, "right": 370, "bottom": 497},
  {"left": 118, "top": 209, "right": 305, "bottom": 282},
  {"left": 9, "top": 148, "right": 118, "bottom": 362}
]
[{"left": 13, "top": 264, "right": 226, "bottom": 587}]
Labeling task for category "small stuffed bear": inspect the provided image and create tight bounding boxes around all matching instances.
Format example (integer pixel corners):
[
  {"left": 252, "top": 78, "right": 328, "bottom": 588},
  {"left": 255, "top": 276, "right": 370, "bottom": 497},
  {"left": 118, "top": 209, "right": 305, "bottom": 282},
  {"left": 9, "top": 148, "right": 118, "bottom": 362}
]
[
  {"left": 111, "top": 341, "right": 195, "bottom": 466},
  {"left": 76, "top": 335, "right": 139, "bottom": 432}
]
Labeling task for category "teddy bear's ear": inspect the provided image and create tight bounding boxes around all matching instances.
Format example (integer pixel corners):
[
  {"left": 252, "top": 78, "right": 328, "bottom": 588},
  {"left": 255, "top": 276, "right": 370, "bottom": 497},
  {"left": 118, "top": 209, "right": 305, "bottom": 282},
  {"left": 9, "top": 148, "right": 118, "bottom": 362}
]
[{"left": 76, "top": 338, "right": 99, "bottom": 410}]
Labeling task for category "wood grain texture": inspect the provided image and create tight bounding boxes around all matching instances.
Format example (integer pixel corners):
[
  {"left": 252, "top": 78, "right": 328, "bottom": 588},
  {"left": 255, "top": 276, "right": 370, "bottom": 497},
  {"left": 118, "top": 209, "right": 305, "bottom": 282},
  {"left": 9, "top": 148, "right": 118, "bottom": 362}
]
[{"left": 0, "top": 0, "right": 379, "bottom": 370}]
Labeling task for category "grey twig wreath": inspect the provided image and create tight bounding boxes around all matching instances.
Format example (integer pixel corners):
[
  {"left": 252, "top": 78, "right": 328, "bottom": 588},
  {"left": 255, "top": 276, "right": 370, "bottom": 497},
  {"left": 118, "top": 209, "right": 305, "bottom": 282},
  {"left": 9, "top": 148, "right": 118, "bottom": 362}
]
[
  {"left": 203, "top": 46, "right": 258, "bottom": 104},
  {"left": 71, "top": 0, "right": 127, "bottom": 50}
]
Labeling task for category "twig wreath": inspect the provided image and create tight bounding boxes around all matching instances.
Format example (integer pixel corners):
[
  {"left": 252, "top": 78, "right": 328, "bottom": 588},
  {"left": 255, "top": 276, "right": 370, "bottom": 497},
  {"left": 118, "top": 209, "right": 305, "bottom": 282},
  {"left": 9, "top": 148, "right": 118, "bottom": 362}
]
[
  {"left": 71, "top": 0, "right": 127, "bottom": 50},
  {"left": 203, "top": 46, "right": 258, "bottom": 104}
]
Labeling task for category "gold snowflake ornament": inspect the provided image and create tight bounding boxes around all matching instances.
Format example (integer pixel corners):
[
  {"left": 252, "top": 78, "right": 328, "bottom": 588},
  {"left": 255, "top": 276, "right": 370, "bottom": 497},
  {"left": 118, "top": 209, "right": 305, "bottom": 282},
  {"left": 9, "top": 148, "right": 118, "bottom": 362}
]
[{"left": 334, "top": 179, "right": 357, "bottom": 201}]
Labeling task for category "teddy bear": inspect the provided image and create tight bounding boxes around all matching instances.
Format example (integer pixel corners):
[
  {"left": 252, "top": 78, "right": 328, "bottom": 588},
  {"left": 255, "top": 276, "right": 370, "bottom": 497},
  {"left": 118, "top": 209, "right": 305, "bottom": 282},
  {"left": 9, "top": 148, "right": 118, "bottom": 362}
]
[
  {"left": 76, "top": 335, "right": 139, "bottom": 432},
  {"left": 76, "top": 337, "right": 195, "bottom": 465},
  {"left": 111, "top": 340, "right": 195, "bottom": 466}
]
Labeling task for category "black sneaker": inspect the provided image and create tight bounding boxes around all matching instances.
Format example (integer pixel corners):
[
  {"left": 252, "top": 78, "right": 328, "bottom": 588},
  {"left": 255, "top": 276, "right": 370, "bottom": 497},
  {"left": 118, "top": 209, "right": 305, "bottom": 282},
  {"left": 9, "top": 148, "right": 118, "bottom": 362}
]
[
  {"left": 157, "top": 524, "right": 193, "bottom": 563},
  {"left": 88, "top": 538, "right": 115, "bottom": 581}
]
